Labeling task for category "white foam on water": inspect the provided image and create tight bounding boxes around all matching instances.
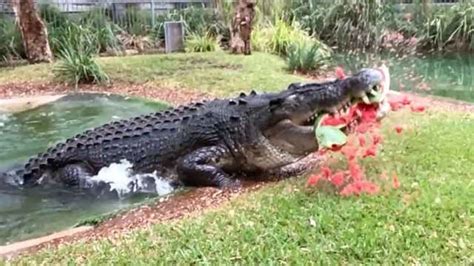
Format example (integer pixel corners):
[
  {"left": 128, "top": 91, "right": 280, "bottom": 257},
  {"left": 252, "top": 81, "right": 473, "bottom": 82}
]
[
  {"left": 89, "top": 159, "right": 174, "bottom": 198},
  {"left": 0, "top": 113, "right": 11, "bottom": 128}
]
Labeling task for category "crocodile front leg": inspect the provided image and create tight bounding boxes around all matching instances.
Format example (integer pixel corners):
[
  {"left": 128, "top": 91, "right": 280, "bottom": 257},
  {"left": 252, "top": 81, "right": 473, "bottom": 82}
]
[{"left": 176, "top": 146, "right": 241, "bottom": 188}]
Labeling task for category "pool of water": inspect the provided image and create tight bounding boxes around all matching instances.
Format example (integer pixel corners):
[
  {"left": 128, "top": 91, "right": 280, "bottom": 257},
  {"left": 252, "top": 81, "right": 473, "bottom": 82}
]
[
  {"left": 0, "top": 93, "right": 171, "bottom": 245},
  {"left": 333, "top": 52, "right": 474, "bottom": 103}
]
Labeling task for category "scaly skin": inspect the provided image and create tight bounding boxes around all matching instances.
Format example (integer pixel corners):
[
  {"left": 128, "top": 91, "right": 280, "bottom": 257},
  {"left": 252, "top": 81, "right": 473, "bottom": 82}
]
[{"left": 1, "top": 68, "right": 387, "bottom": 196}]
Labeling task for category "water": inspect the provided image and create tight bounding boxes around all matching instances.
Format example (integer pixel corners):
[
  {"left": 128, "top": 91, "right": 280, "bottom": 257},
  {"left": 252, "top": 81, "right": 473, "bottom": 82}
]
[
  {"left": 333, "top": 52, "right": 474, "bottom": 103},
  {"left": 0, "top": 93, "right": 173, "bottom": 245}
]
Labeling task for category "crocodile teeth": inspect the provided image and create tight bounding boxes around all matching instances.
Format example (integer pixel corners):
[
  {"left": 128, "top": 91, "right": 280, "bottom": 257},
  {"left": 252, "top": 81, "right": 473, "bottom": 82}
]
[
  {"left": 367, "top": 87, "right": 378, "bottom": 96},
  {"left": 362, "top": 94, "right": 371, "bottom": 104}
]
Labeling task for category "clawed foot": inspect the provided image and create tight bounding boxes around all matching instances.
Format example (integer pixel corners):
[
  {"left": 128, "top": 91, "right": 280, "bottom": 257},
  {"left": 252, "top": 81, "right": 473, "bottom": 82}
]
[{"left": 218, "top": 178, "right": 242, "bottom": 191}]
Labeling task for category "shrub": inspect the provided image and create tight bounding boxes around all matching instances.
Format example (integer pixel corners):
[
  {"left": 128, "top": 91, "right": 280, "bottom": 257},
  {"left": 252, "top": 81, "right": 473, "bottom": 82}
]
[
  {"left": 287, "top": 42, "right": 331, "bottom": 73},
  {"left": 79, "top": 8, "right": 123, "bottom": 53},
  {"left": 119, "top": 5, "right": 153, "bottom": 36},
  {"left": 0, "top": 16, "right": 24, "bottom": 62},
  {"left": 185, "top": 32, "right": 220, "bottom": 52},
  {"left": 250, "top": 24, "right": 273, "bottom": 53},
  {"left": 251, "top": 18, "right": 330, "bottom": 57},
  {"left": 39, "top": 3, "right": 69, "bottom": 28},
  {"left": 284, "top": 1, "right": 398, "bottom": 51},
  {"left": 52, "top": 23, "right": 109, "bottom": 87},
  {"left": 422, "top": 4, "right": 474, "bottom": 51}
]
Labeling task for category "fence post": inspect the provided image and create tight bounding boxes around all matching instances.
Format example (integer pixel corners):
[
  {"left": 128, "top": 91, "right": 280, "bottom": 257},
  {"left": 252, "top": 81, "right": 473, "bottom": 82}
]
[{"left": 151, "top": 0, "right": 155, "bottom": 28}]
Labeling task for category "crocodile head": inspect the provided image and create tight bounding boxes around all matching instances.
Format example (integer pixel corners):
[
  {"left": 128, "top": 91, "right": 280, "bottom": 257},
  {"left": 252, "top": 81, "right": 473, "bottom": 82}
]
[
  {"left": 263, "top": 66, "right": 390, "bottom": 157},
  {"left": 269, "top": 67, "right": 387, "bottom": 128}
]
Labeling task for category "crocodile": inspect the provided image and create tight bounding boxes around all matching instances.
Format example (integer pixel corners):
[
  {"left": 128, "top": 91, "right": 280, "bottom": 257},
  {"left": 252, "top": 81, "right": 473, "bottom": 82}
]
[{"left": 1, "top": 67, "right": 389, "bottom": 196}]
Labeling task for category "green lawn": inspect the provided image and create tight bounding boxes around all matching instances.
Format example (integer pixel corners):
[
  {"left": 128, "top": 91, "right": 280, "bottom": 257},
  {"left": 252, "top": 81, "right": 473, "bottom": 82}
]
[
  {"left": 0, "top": 52, "right": 306, "bottom": 96},
  {"left": 9, "top": 107, "right": 474, "bottom": 264}
]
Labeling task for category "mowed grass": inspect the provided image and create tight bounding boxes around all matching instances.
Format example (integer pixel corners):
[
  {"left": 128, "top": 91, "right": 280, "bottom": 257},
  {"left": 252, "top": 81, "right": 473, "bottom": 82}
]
[
  {"left": 9, "top": 107, "right": 473, "bottom": 264},
  {"left": 0, "top": 52, "right": 305, "bottom": 96}
]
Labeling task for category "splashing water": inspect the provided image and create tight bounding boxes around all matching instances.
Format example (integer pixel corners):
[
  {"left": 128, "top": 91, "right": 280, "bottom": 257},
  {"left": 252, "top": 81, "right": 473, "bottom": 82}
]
[
  {"left": 0, "top": 93, "right": 173, "bottom": 245},
  {"left": 0, "top": 113, "right": 10, "bottom": 128},
  {"left": 90, "top": 159, "right": 175, "bottom": 198}
]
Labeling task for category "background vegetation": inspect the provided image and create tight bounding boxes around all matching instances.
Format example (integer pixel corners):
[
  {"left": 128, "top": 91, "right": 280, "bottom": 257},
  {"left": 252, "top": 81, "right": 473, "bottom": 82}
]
[{"left": 0, "top": 1, "right": 472, "bottom": 83}]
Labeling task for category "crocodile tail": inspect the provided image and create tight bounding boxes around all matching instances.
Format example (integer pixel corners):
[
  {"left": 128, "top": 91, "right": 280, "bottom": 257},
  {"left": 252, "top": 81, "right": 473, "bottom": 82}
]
[{"left": 0, "top": 165, "right": 25, "bottom": 189}]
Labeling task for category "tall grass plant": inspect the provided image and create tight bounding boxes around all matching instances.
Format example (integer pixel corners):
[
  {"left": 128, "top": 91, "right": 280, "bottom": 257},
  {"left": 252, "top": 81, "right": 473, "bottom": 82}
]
[{"left": 52, "top": 23, "right": 109, "bottom": 86}]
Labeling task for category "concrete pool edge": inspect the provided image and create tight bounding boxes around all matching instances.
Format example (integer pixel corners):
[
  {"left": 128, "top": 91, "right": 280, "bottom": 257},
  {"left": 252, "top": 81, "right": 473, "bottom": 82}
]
[
  {"left": 0, "top": 226, "right": 94, "bottom": 258},
  {"left": 0, "top": 94, "right": 67, "bottom": 113}
]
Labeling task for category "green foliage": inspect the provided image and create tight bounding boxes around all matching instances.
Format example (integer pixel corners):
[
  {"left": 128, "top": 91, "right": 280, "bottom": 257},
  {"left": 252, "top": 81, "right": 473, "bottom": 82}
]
[
  {"left": 422, "top": 4, "right": 474, "bottom": 51},
  {"left": 0, "top": 15, "right": 24, "bottom": 62},
  {"left": 286, "top": 42, "right": 331, "bottom": 73},
  {"left": 285, "top": 1, "right": 473, "bottom": 52},
  {"left": 288, "top": 1, "right": 394, "bottom": 51},
  {"left": 250, "top": 24, "right": 273, "bottom": 53},
  {"left": 185, "top": 32, "right": 220, "bottom": 53},
  {"left": 118, "top": 5, "right": 153, "bottom": 36},
  {"left": 251, "top": 17, "right": 332, "bottom": 73},
  {"left": 39, "top": 3, "right": 69, "bottom": 28},
  {"left": 79, "top": 8, "right": 123, "bottom": 53},
  {"left": 52, "top": 23, "right": 109, "bottom": 86},
  {"left": 252, "top": 18, "right": 331, "bottom": 57},
  {"left": 40, "top": 3, "right": 123, "bottom": 55}
]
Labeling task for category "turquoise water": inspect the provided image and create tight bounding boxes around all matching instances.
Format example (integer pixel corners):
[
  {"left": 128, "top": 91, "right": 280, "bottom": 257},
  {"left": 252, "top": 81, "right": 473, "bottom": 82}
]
[
  {"left": 333, "top": 53, "right": 474, "bottom": 103},
  {"left": 0, "top": 93, "right": 169, "bottom": 245}
]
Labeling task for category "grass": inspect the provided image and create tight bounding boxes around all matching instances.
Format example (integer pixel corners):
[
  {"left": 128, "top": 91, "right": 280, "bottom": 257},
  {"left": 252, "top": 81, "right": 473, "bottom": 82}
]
[
  {"left": 7, "top": 106, "right": 473, "bottom": 264},
  {"left": 0, "top": 51, "right": 305, "bottom": 96}
]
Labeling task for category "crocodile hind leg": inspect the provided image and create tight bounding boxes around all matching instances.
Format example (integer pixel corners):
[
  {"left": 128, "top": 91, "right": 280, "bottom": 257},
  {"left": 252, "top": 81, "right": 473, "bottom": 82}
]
[
  {"left": 53, "top": 163, "right": 115, "bottom": 197},
  {"left": 176, "top": 146, "right": 241, "bottom": 188}
]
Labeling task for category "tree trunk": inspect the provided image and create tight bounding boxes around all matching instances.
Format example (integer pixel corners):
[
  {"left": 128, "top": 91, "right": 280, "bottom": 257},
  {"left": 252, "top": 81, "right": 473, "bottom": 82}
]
[
  {"left": 230, "top": 0, "right": 256, "bottom": 55},
  {"left": 10, "top": 0, "right": 53, "bottom": 63}
]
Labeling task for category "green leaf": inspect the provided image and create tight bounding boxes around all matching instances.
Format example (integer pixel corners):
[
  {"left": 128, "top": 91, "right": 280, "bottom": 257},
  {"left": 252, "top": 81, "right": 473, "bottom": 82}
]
[{"left": 315, "top": 125, "right": 348, "bottom": 149}]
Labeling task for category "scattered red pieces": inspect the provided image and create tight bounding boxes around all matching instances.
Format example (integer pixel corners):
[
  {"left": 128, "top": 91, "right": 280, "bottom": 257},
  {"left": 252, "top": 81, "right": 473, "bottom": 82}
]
[
  {"left": 307, "top": 174, "right": 322, "bottom": 186},
  {"left": 358, "top": 135, "right": 366, "bottom": 147},
  {"left": 388, "top": 95, "right": 413, "bottom": 111},
  {"left": 362, "top": 145, "right": 377, "bottom": 158},
  {"left": 395, "top": 125, "right": 403, "bottom": 134},
  {"left": 410, "top": 104, "right": 426, "bottom": 113},
  {"left": 341, "top": 145, "right": 358, "bottom": 161},
  {"left": 321, "top": 166, "right": 332, "bottom": 178},
  {"left": 306, "top": 87, "right": 428, "bottom": 197},
  {"left": 356, "top": 122, "right": 371, "bottom": 134},
  {"left": 340, "top": 181, "right": 380, "bottom": 197},
  {"left": 348, "top": 160, "right": 364, "bottom": 181},
  {"left": 329, "top": 172, "right": 345, "bottom": 187},
  {"left": 321, "top": 115, "right": 348, "bottom": 126},
  {"left": 335, "top": 66, "right": 346, "bottom": 79},
  {"left": 372, "top": 134, "right": 383, "bottom": 145},
  {"left": 392, "top": 173, "right": 400, "bottom": 189}
]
